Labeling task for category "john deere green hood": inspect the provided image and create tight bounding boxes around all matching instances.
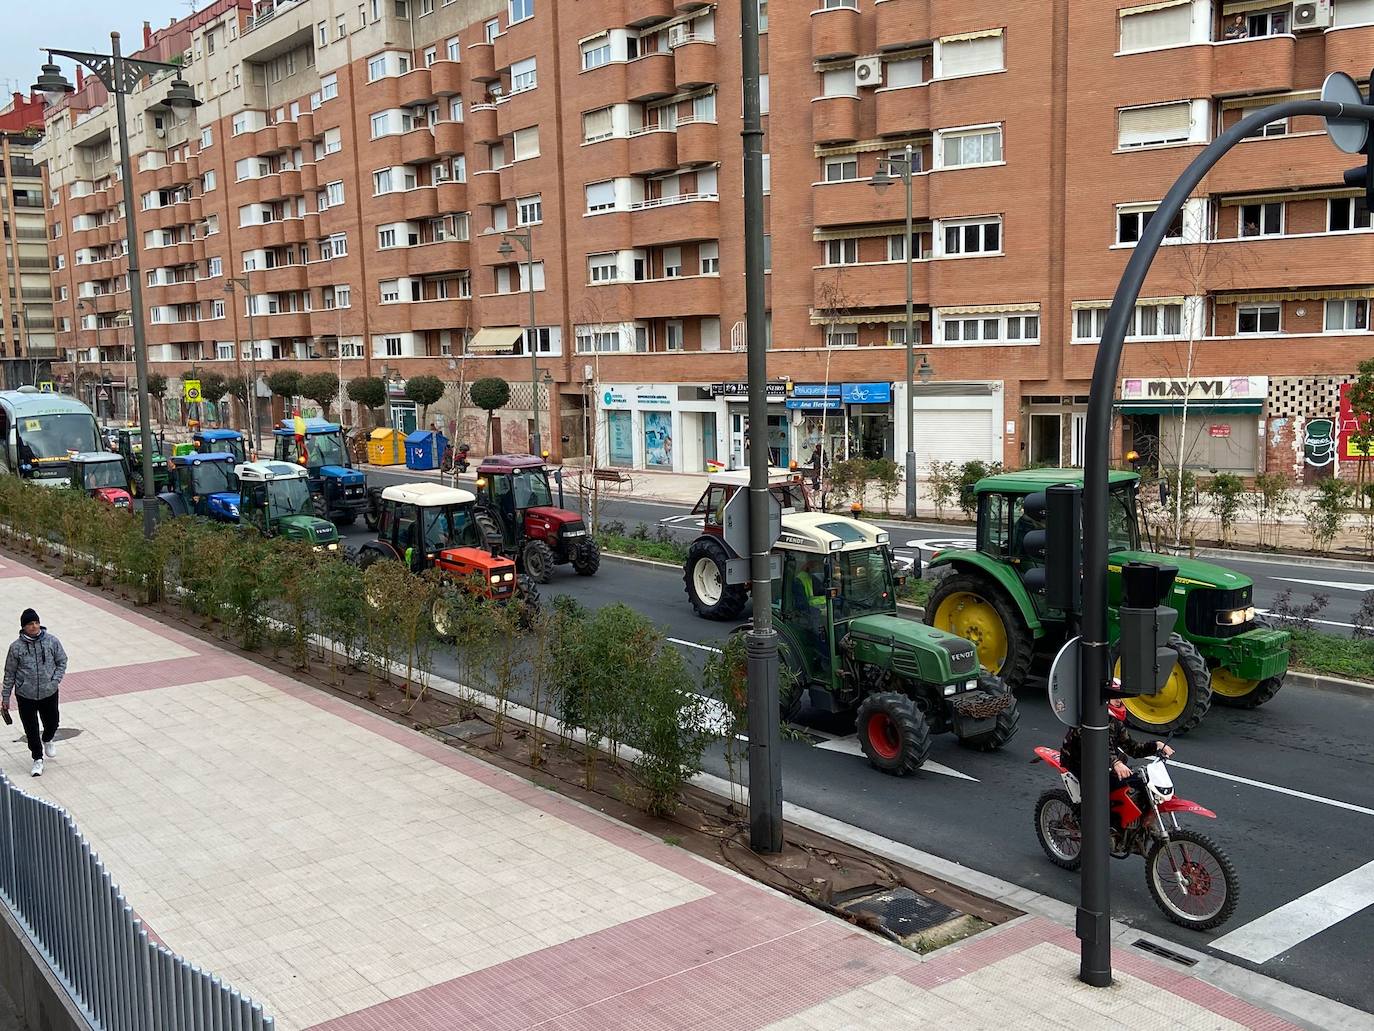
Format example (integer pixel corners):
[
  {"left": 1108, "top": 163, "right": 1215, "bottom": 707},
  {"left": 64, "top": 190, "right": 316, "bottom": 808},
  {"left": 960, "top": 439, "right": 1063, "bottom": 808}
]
[
  {"left": 1110, "top": 551, "right": 1251, "bottom": 592},
  {"left": 845, "top": 613, "right": 981, "bottom": 686}
]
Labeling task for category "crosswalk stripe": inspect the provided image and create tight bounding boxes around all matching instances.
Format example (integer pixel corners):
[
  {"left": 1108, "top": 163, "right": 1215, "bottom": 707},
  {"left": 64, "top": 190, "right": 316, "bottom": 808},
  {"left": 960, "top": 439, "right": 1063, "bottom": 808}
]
[{"left": 1212, "top": 858, "right": 1374, "bottom": 964}]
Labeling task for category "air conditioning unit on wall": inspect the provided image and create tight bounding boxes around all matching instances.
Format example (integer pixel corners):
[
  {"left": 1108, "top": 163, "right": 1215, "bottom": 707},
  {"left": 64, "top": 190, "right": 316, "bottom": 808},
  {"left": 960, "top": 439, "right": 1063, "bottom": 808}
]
[
  {"left": 1294, "top": 0, "right": 1332, "bottom": 28},
  {"left": 855, "top": 57, "right": 883, "bottom": 88}
]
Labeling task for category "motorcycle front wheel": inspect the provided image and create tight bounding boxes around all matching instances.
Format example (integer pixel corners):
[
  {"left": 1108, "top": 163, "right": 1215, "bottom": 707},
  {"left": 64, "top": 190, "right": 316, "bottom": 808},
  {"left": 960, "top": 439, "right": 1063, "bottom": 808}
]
[{"left": 1146, "top": 829, "right": 1239, "bottom": 931}]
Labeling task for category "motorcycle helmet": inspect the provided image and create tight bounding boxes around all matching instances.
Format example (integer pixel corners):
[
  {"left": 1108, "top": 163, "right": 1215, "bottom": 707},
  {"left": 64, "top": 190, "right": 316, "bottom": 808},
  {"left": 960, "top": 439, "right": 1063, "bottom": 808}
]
[{"left": 1108, "top": 699, "right": 1127, "bottom": 722}]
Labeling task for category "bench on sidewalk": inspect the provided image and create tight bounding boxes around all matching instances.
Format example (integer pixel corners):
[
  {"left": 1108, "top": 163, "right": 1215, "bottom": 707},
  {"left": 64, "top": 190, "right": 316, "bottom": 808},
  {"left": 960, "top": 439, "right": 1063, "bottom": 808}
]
[{"left": 587, "top": 467, "right": 635, "bottom": 493}]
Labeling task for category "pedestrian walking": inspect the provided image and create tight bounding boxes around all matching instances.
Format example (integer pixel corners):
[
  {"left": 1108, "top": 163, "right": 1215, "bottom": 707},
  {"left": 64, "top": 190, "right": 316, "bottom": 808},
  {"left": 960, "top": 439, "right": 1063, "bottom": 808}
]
[{"left": 2, "top": 609, "right": 67, "bottom": 777}]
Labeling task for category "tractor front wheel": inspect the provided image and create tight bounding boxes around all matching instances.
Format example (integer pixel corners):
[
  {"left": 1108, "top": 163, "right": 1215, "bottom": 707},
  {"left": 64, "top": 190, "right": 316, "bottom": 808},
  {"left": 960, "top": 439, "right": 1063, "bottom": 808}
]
[
  {"left": 1120, "top": 634, "right": 1212, "bottom": 736},
  {"left": 956, "top": 675, "right": 1022, "bottom": 751},
  {"left": 522, "top": 539, "right": 556, "bottom": 584},
  {"left": 572, "top": 538, "right": 601, "bottom": 576},
  {"left": 1210, "top": 669, "right": 1284, "bottom": 709},
  {"left": 856, "top": 692, "right": 930, "bottom": 776},
  {"left": 926, "top": 573, "right": 1035, "bottom": 689},
  {"left": 684, "top": 537, "right": 748, "bottom": 620},
  {"left": 311, "top": 494, "right": 330, "bottom": 521},
  {"left": 515, "top": 574, "right": 541, "bottom": 628}
]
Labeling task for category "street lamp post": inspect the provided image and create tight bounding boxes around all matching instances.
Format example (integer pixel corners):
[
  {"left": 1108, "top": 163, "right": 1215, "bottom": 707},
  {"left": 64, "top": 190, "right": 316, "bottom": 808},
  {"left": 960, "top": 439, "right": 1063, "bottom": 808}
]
[
  {"left": 497, "top": 230, "right": 542, "bottom": 457},
  {"left": 224, "top": 273, "right": 259, "bottom": 451},
  {"left": 34, "top": 35, "right": 201, "bottom": 540},
  {"left": 869, "top": 144, "right": 918, "bottom": 518}
]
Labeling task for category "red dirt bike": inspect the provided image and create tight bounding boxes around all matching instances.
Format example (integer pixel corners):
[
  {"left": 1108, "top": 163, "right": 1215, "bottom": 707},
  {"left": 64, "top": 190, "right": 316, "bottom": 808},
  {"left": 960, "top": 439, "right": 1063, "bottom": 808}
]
[{"left": 1032, "top": 745, "right": 1239, "bottom": 931}]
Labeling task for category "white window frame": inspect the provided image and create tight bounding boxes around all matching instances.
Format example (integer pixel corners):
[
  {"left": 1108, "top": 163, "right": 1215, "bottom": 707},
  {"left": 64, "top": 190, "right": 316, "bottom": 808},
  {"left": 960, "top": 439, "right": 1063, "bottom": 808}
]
[
  {"left": 1238, "top": 201, "right": 1283, "bottom": 238},
  {"left": 1325, "top": 297, "right": 1369, "bottom": 332},
  {"left": 823, "top": 156, "right": 858, "bottom": 182},
  {"left": 824, "top": 238, "right": 858, "bottom": 266},
  {"left": 939, "top": 216, "right": 1002, "bottom": 257},
  {"left": 510, "top": 57, "right": 538, "bottom": 93},
  {"left": 1328, "top": 196, "right": 1372, "bottom": 232},
  {"left": 509, "top": 0, "right": 533, "bottom": 24},
  {"left": 1236, "top": 304, "right": 1281, "bottom": 336},
  {"left": 937, "top": 124, "right": 1003, "bottom": 169},
  {"left": 588, "top": 252, "right": 618, "bottom": 283},
  {"left": 1115, "top": 203, "right": 1184, "bottom": 246},
  {"left": 516, "top": 194, "right": 542, "bottom": 225}
]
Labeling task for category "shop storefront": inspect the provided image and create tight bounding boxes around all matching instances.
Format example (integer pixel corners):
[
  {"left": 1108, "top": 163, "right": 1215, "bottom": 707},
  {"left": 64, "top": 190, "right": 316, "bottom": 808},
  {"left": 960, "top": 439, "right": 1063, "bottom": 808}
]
[
  {"left": 788, "top": 382, "right": 895, "bottom": 468},
  {"left": 1117, "top": 376, "right": 1267, "bottom": 475},
  {"left": 712, "top": 381, "right": 788, "bottom": 469},
  {"left": 895, "top": 381, "right": 1006, "bottom": 467},
  {"left": 597, "top": 384, "right": 721, "bottom": 472}
]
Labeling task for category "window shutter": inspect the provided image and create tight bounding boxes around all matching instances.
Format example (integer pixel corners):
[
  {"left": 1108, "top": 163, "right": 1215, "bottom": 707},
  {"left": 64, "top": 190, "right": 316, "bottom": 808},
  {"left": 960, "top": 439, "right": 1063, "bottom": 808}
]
[
  {"left": 513, "top": 126, "right": 540, "bottom": 159},
  {"left": 822, "top": 68, "right": 856, "bottom": 96},
  {"left": 1335, "top": 0, "right": 1374, "bottom": 24},
  {"left": 1120, "top": 2, "right": 1192, "bottom": 52},
  {"left": 586, "top": 180, "right": 615, "bottom": 207},
  {"left": 939, "top": 32, "right": 1003, "bottom": 77},
  {"left": 583, "top": 108, "right": 612, "bottom": 139},
  {"left": 1118, "top": 102, "right": 1191, "bottom": 147},
  {"left": 885, "top": 57, "right": 923, "bottom": 88}
]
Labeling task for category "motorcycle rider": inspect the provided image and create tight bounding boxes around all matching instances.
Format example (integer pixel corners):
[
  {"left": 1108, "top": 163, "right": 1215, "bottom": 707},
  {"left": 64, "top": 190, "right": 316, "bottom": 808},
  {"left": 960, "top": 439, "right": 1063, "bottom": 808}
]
[{"left": 1059, "top": 698, "right": 1174, "bottom": 830}]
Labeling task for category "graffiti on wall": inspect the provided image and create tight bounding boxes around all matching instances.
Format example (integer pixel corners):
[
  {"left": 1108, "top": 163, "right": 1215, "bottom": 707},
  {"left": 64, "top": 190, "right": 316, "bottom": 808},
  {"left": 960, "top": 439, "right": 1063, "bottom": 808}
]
[{"left": 1303, "top": 417, "right": 1336, "bottom": 468}]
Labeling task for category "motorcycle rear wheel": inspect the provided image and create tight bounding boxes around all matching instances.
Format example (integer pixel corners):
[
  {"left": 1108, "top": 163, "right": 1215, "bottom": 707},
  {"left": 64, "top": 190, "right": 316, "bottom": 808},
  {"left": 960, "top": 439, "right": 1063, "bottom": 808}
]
[
  {"left": 1146, "top": 829, "right": 1239, "bottom": 931},
  {"left": 1033, "top": 789, "right": 1082, "bottom": 871}
]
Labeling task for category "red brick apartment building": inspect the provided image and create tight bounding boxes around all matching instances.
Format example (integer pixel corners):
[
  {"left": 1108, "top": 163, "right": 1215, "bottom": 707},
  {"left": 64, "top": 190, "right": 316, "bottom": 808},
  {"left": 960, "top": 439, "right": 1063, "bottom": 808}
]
[{"left": 32, "top": 0, "right": 1374, "bottom": 477}]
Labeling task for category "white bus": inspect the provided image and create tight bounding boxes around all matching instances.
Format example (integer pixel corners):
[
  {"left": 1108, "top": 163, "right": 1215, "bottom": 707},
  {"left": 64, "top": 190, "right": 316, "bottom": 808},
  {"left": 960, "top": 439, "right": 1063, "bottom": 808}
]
[{"left": 0, "top": 388, "right": 102, "bottom": 486}]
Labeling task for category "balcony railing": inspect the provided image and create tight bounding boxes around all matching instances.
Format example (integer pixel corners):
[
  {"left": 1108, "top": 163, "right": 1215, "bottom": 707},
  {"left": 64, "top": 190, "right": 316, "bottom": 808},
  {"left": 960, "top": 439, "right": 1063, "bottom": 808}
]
[{"left": 631, "top": 191, "right": 718, "bottom": 209}]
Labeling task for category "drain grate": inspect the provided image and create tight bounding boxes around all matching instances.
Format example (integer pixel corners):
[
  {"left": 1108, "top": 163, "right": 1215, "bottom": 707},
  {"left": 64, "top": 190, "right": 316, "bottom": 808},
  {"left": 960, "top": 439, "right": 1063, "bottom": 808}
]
[
  {"left": 1132, "top": 938, "right": 1198, "bottom": 967},
  {"left": 434, "top": 719, "right": 491, "bottom": 742},
  {"left": 836, "top": 886, "right": 959, "bottom": 938}
]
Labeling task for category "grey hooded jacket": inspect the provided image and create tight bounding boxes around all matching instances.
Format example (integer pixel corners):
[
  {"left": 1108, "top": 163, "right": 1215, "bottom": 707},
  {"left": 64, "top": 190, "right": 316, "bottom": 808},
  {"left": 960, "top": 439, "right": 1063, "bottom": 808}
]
[{"left": 2, "top": 629, "right": 67, "bottom": 704}]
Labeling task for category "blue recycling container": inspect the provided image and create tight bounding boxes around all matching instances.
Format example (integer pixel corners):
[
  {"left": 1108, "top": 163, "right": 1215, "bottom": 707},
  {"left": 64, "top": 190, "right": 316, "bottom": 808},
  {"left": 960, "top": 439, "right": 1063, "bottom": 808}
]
[{"left": 405, "top": 430, "right": 446, "bottom": 470}]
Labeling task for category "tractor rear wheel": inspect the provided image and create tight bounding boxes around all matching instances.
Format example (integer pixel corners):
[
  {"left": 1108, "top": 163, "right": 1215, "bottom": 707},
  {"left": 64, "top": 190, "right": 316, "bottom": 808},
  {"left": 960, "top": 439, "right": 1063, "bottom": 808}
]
[
  {"left": 926, "top": 573, "right": 1035, "bottom": 689},
  {"left": 515, "top": 574, "right": 541, "bottom": 628},
  {"left": 311, "top": 494, "right": 329, "bottom": 521},
  {"left": 856, "top": 692, "right": 930, "bottom": 776},
  {"left": 522, "top": 539, "right": 556, "bottom": 583},
  {"left": 1119, "top": 634, "right": 1212, "bottom": 736},
  {"left": 684, "top": 537, "right": 748, "bottom": 620},
  {"left": 473, "top": 509, "right": 505, "bottom": 554},
  {"left": 956, "top": 675, "right": 1022, "bottom": 751},
  {"left": 572, "top": 539, "right": 601, "bottom": 576}
]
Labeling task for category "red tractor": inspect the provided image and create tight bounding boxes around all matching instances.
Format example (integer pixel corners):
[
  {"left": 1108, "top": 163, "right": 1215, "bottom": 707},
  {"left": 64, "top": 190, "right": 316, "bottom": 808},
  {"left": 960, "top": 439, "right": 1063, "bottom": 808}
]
[
  {"left": 67, "top": 452, "right": 134, "bottom": 511},
  {"left": 684, "top": 469, "right": 812, "bottom": 619},
  {"left": 472, "top": 454, "right": 600, "bottom": 583}
]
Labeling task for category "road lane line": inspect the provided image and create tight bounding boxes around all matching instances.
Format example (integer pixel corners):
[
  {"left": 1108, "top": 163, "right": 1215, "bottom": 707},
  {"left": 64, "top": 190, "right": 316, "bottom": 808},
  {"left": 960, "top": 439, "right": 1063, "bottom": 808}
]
[
  {"left": 812, "top": 736, "right": 978, "bottom": 781},
  {"left": 1273, "top": 576, "right": 1374, "bottom": 593},
  {"left": 1170, "top": 761, "right": 1374, "bottom": 817},
  {"left": 1254, "top": 609, "right": 1359, "bottom": 631},
  {"left": 1211, "top": 859, "right": 1374, "bottom": 964},
  {"left": 668, "top": 637, "right": 722, "bottom": 654}
]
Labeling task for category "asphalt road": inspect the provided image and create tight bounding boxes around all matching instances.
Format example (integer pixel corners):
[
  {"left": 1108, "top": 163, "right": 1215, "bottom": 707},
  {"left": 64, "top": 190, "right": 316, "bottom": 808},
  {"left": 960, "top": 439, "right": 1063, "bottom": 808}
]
[{"left": 341, "top": 483, "right": 1373, "bottom": 1011}]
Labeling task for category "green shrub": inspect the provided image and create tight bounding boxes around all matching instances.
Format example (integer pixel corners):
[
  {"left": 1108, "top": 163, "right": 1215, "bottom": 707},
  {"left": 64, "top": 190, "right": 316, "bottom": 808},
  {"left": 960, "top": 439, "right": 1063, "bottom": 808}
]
[
  {"left": 1305, "top": 477, "right": 1352, "bottom": 554},
  {"left": 1206, "top": 473, "right": 1245, "bottom": 546}
]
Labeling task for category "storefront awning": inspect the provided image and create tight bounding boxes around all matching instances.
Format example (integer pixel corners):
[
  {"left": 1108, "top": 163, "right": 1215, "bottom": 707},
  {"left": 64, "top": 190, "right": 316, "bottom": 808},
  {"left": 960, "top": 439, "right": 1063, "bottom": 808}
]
[
  {"left": 1216, "top": 287, "right": 1372, "bottom": 303},
  {"left": 938, "top": 302, "right": 1040, "bottom": 315},
  {"left": 1218, "top": 187, "right": 1357, "bottom": 206},
  {"left": 815, "top": 133, "right": 930, "bottom": 158},
  {"left": 814, "top": 221, "right": 931, "bottom": 241},
  {"left": 1116, "top": 399, "right": 1262, "bottom": 415},
  {"left": 467, "top": 326, "right": 524, "bottom": 354},
  {"left": 1072, "top": 296, "right": 1185, "bottom": 310},
  {"left": 809, "top": 309, "right": 931, "bottom": 325}
]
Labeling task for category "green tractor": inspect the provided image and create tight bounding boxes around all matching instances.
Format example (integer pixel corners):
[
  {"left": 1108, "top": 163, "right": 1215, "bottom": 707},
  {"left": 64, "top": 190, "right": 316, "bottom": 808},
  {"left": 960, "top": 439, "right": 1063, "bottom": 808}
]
[
  {"left": 925, "top": 468, "right": 1290, "bottom": 736},
  {"left": 743, "top": 512, "right": 1019, "bottom": 776},
  {"left": 115, "top": 427, "right": 171, "bottom": 494},
  {"left": 236, "top": 460, "right": 342, "bottom": 552}
]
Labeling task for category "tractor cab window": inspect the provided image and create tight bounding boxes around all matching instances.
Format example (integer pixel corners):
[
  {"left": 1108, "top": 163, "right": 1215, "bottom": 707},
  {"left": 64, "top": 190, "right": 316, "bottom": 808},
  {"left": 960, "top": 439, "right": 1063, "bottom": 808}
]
[
  {"left": 1010, "top": 495, "right": 1044, "bottom": 568},
  {"left": 245, "top": 485, "right": 271, "bottom": 529},
  {"left": 978, "top": 493, "right": 1012, "bottom": 558},
  {"left": 175, "top": 464, "right": 196, "bottom": 494},
  {"left": 511, "top": 468, "right": 552, "bottom": 509},
  {"left": 420, "top": 506, "right": 472, "bottom": 550},
  {"left": 831, "top": 548, "right": 895, "bottom": 621},
  {"left": 396, "top": 513, "right": 417, "bottom": 549},
  {"left": 82, "top": 462, "right": 127, "bottom": 489},
  {"left": 378, "top": 503, "right": 393, "bottom": 539},
  {"left": 275, "top": 436, "right": 301, "bottom": 464},
  {"left": 192, "top": 461, "right": 237, "bottom": 496},
  {"left": 267, "top": 477, "right": 310, "bottom": 519},
  {"left": 695, "top": 485, "right": 728, "bottom": 529},
  {"left": 775, "top": 482, "right": 808, "bottom": 513},
  {"left": 307, "top": 432, "right": 346, "bottom": 468},
  {"left": 1108, "top": 486, "right": 1140, "bottom": 553}
]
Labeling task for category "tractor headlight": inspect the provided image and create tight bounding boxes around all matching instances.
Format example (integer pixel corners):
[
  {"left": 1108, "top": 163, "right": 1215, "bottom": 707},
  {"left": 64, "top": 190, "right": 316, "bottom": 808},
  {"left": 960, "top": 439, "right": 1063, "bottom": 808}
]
[
  {"left": 875, "top": 532, "right": 889, "bottom": 544},
  {"left": 503, "top": 572, "right": 514, "bottom": 582},
  {"left": 965, "top": 679, "right": 977, "bottom": 692},
  {"left": 327, "top": 542, "right": 339, "bottom": 551},
  {"left": 1217, "top": 606, "right": 1255, "bottom": 627},
  {"left": 489, "top": 575, "right": 500, "bottom": 585},
  {"left": 828, "top": 540, "right": 842, "bottom": 551},
  {"left": 943, "top": 684, "right": 957, "bottom": 696}
]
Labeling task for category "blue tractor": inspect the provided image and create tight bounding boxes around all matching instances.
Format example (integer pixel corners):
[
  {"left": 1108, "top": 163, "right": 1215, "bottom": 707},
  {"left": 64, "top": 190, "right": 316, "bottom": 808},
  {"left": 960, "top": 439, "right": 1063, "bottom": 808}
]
[
  {"left": 192, "top": 428, "right": 247, "bottom": 465},
  {"left": 272, "top": 418, "right": 368, "bottom": 524},
  {"left": 158, "top": 453, "right": 242, "bottom": 522}
]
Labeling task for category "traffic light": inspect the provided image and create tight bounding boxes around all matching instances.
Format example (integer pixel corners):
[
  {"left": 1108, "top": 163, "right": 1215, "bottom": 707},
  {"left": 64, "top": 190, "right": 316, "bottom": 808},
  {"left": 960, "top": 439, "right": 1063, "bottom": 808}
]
[
  {"left": 1021, "top": 484, "right": 1082, "bottom": 615},
  {"left": 1114, "top": 561, "right": 1179, "bottom": 697}
]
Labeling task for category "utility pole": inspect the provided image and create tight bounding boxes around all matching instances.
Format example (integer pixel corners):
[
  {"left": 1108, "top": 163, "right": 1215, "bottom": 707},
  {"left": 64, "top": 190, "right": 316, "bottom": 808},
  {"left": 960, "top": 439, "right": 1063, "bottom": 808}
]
[
  {"left": 498, "top": 229, "right": 541, "bottom": 457},
  {"left": 740, "top": 0, "right": 781, "bottom": 853}
]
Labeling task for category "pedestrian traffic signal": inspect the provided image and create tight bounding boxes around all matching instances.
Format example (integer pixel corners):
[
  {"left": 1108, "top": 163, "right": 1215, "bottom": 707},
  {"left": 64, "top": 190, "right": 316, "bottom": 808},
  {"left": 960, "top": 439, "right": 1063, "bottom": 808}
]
[
  {"left": 1114, "top": 561, "right": 1179, "bottom": 697},
  {"left": 1021, "top": 483, "right": 1082, "bottom": 615}
]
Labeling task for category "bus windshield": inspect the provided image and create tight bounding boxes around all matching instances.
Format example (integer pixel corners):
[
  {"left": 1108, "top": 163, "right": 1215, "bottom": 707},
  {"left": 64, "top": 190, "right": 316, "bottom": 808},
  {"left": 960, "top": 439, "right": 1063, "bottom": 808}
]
[
  {"left": 192, "top": 461, "right": 238, "bottom": 495},
  {"left": 267, "top": 478, "right": 311, "bottom": 519},
  {"left": 18, "top": 413, "right": 101, "bottom": 467}
]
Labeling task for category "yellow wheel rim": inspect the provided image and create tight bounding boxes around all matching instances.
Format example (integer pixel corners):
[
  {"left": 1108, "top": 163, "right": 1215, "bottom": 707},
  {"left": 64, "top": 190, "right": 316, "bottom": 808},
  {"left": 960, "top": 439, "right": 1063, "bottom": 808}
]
[
  {"left": 1211, "top": 668, "right": 1259, "bottom": 699},
  {"left": 933, "top": 592, "right": 1009, "bottom": 673},
  {"left": 1117, "top": 657, "right": 1189, "bottom": 726}
]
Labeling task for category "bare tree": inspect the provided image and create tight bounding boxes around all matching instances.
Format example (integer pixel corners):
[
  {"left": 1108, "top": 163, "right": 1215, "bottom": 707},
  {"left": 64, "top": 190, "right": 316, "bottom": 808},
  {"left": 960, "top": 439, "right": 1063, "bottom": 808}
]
[
  {"left": 571, "top": 291, "right": 628, "bottom": 531},
  {"left": 813, "top": 271, "right": 856, "bottom": 500}
]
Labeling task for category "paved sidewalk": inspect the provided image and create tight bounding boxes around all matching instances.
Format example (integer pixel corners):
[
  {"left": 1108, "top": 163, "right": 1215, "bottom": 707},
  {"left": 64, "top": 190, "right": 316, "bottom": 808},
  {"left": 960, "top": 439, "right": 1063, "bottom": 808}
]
[{"left": 0, "top": 556, "right": 1315, "bottom": 1030}]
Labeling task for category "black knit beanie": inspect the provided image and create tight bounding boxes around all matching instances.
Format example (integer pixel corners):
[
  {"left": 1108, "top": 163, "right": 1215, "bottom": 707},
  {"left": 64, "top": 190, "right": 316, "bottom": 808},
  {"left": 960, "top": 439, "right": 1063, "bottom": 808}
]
[{"left": 19, "top": 609, "right": 38, "bottom": 628}]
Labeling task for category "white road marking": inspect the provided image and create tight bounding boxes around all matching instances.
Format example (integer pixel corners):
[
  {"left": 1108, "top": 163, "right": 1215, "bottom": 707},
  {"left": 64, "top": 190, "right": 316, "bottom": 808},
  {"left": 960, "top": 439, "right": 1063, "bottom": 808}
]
[
  {"left": 667, "top": 637, "right": 722, "bottom": 654},
  {"left": 1212, "top": 858, "right": 1374, "bottom": 964},
  {"left": 1254, "top": 609, "right": 1360, "bottom": 631},
  {"left": 1169, "top": 761, "right": 1374, "bottom": 818},
  {"left": 812, "top": 735, "right": 979, "bottom": 781},
  {"left": 1273, "top": 576, "right": 1374, "bottom": 594},
  {"left": 907, "top": 537, "right": 976, "bottom": 554}
]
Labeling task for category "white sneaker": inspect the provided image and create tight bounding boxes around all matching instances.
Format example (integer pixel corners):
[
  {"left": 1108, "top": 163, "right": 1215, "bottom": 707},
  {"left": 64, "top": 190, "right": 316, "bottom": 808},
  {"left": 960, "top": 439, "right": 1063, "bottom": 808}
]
[
  {"left": 43, "top": 740, "right": 55, "bottom": 759},
  {"left": 30, "top": 759, "right": 42, "bottom": 777}
]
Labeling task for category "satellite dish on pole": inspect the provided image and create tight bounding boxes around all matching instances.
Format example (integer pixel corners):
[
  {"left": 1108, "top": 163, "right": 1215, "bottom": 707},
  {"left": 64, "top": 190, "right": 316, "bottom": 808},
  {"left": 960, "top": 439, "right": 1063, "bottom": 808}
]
[{"left": 1322, "top": 71, "right": 1368, "bottom": 154}]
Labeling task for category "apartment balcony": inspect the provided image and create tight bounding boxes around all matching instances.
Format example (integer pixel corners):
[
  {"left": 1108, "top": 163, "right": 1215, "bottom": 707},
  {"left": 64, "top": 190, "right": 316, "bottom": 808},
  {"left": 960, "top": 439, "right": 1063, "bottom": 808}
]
[
  {"left": 400, "top": 127, "right": 437, "bottom": 165},
  {"left": 258, "top": 263, "right": 309, "bottom": 292},
  {"left": 1204, "top": 132, "right": 1346, "bottom": 194},
  {"left": 253, "top": 123, "right": 281, "bottom": 156},
  {"left": 473, "top": 230, "right": 512, "bottom": 268},
  {"left": 496, "top": 97, "right": 525, "bottom": 138},
  {"left": 186, "top": 196, "right": 204, "bottom": 222},
  {"left": 306, "top": 258, "right": 342, "bottom": 290},
  {"left": 296, "top": 111, "right": 316, "bottom": 140},
  {"left": 283, "top": 217, "right": 312, "bottom": 246},
  {"left": 876, "top": 85, "right": 929, "bottom": 137},
  {"left": 812, "top": 95, "right": 861, "bottom": 144},
  {"left": 299, "top": 163, "right": 319, "bottom": 193},
  {"left": 406, "top": 239, "right": 470, "bottom": 276},
  {"left": 676, "top": 119, "right": 717, "bottom": 166},
  {"left": 627, "top": 0, "right": 675, "bottom": 26},
  {"left": 470, "top": 169, "right": 501, "bottom": 207},
  {"left": 631, "top": 275, "right": 721, "bottom": 319},
  {"left": 814, "top": 261, "right": 930, "bottom": 306},
  {"left": 167, "top": 158, "right": 192, "bottom": 187},
  {"left": 192, "top": 237, "right": 209, "bottom": 263},
  {"left": 875, "top": 0, "right": 929, "bottom": 51},
  {"left": 1205, "top": 231, "right": 1374, "bottom": 291},
  {"left": 153, "top": 164, "right": 174, "bottom": 191},
  {"left": 435, "top": 180, "right": 467, "bottom": 212},
  {"left": 365, "top": 76, "right": 404, "bottom": 111},
  {"left": 631, "top": 196, "right": 719, "bottom": 246},
  {"left": 434, "top": 121, "right": 464, "bottom": 156},
  {"left": 149, "top": 281, "right": 198, "bottom": 306},
  {"left": 578, "top": 60, "right": 628, "bottom": 100},
  {"left": 404, "top": 186, "right": 441, "bottom": 220},
  {"left": 1326, "top": 23, "right": 1372, "bottom": 79},
  {"left": 257, "top": 311, "right": 312, "bottom": 337},
  {"left": 1211, "top": 34, "right": 1295, "bottom": 98},
  {"left": 627, "top": 53, "right": 676, "bottom": 102},
  {"left": 628, "top": 128, "right": 677, "bottom": 175},
  {"left": 87, "top": 292, "right": 121, "bottom": 315},
  {"left": 431, "top": 60, "right": 463, "bottom": 97},
  {"left": 673, "top": 39, "right": 716, "bottom": 90},
  {"left": 406, "top": 299, "right": 471, "bottom": 333},
  {"left": 173, "top": 241, "right": 197, "bottom": 266},
  {"left": 279, "top": 168, "right": 303, "bottom": 199},
  {"left": 255, "top": 172, "right": 287, "bottom": 204},
  {"left": 499, "top": 160, "right": 538, "bottom": 199},
  {"left": 468, "top": 104, "right": 499, "bottom": 144},
  {"left": 813, "top": 176, "right": 928, "bottom": 226},
  {"left": 398, "top": 68, "right": 435, "bottom": 107},
  {"left": 467, "top": 41, "right": 498, "bottom": 84},
  {"left": 811, "top": 5, "right": 861, "bottom": 60}
]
